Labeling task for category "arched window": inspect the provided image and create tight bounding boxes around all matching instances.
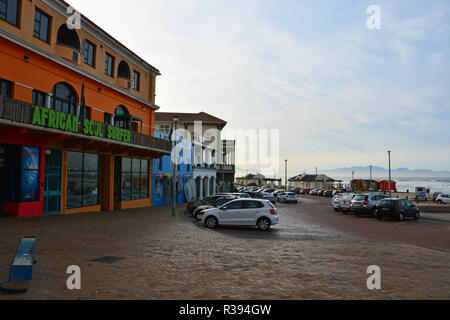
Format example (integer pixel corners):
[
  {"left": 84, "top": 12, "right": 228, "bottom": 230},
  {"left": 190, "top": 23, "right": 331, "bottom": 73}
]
[
  {"left": 114, "top": 105, "right": 131, "bottom": 129},
  {"left": 56, "top": 24, "right": 81, "bottom": 51},
  {"left": 51, "top": 82, "right": 78, "bottom": 116},
  {"left": 117, "top": 61, "right": 131, "bottom": 79}
]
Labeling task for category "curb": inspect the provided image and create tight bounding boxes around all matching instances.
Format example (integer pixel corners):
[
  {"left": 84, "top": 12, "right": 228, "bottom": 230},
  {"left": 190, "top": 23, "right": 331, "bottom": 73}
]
[{"left": 421, "top": 213, "right": 450, "bottom": 222}]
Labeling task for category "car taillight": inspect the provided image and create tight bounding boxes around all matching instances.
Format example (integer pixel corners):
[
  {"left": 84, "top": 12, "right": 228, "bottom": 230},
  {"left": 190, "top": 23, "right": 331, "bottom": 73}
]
[
  {"left": 364, "top": 200, "right": 369, "bottom": 205},
  {"left": 270, "top": 209, "right": 276, "bottom": 215},
  {"left": 263, "top": 196, "right": 268, "bottom": 199}
]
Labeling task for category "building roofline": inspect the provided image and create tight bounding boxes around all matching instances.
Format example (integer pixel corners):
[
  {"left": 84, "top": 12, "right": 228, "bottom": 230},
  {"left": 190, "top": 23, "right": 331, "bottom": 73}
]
[{"left": 46, "top": 0, "right": 161, "bottom": 76}]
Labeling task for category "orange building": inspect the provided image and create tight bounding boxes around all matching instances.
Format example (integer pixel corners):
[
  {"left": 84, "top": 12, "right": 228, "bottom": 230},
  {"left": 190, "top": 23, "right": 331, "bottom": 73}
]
[{"left": 0, "top": 0, "right": 171, "bottom": 217}]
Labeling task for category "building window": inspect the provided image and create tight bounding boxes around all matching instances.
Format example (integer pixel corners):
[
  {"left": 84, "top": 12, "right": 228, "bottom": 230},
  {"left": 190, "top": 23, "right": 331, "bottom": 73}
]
[
  {"left": 104, "top": 113, "right": 113, "bottom": 125},
  {"left": 0, "top": 0, "right": 20, "bottom": 26},
  {"left": 158, "top": 158, "right": 162, "bottom": 171},
  {"left": 115, "top": 157, "right": 149, "bottom": 202},
  {"left": 67, "top": 152, "right": 99, "bottom": 209},
  {"left": 33, "top": 8, "right": 50, "bottom": 43},
  {"left": 82, "top": 106, "right": 92, "bottom": 120},
  {"left": 114, "top": 105, "right": 130, "bottom": 130},
  {"left": 0, "top": 78, "right": 12, "bottom": 97},
  {"left": 32, "top": 89, "right": 46, "bottom": 107},
  {"left": 56, "top": 24, "right": 80, "bottom": 51},
  {"left": 118, "top": 61, "right": 131, "bottom": 80},
  {"left": 83, "top": 39, "right": 95, "bottom": 67},
  {"left": 133, "top": 71, "right": 140, "bottom": 90},
  {"left": 51, "top": 82, "right": 78, "bottom": 115},
  {"left": 159, "top": 125, "right": 170, "bottom": 134},
  {"left": 105, "top": 53, "right": 114, "bottom": 77},
  {"left": 6, "top": 146, "right": 40, "bottom": 203}
]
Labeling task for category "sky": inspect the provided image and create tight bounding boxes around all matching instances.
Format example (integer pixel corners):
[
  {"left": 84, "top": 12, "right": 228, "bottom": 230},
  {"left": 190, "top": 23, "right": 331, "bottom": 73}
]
[{"left": 69, "top": 0, "right": 450, "bottom": 178}]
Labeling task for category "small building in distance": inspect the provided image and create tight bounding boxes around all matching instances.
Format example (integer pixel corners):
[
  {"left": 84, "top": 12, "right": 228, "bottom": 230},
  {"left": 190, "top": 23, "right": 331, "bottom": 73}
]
[
  {"left": 288, "top": 174, "right": 340, "bottom": 190},
  {"left": 235, "top": 174, "right": 282, "bottom": 187}
]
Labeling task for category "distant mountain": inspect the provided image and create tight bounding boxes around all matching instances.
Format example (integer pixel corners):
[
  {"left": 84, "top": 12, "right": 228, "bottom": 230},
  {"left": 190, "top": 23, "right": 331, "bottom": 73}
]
[{"left": 322, "top": 166, "right": 450, "bottom": 179}]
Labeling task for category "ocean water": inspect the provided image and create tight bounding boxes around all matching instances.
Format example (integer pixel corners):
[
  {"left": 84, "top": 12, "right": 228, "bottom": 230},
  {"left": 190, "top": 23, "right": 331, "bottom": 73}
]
[{"left": 336, "top": 178, "right": 450, "bottom": 194}]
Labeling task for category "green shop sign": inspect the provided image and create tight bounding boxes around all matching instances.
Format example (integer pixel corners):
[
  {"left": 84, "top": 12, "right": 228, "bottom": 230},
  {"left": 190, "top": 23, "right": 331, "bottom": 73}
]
[{"left": 32, "top": 106, "right": 131, "bottom": 143}]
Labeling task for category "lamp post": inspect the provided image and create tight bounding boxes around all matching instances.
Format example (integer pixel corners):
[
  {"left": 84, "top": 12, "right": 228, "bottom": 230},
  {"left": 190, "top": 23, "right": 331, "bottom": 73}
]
[
  {"left": 370, "top": 165, "right": 373, "bottom": 191},
  {"left": 285, "top": 159, "right": 288, "bottom": 191},
  {"left": 172, "top": 116, "right": 179, "bottom": 217},
  {"left": 388, "top": 151, "right": 392, "bottom": 198},
  {"left": 222, "top": 150, "right": 226, "bottom": 193}
]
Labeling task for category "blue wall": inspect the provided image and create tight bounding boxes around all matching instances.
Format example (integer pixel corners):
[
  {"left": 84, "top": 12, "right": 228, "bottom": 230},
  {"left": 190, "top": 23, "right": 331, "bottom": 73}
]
[{"left": 152, "top": 130, "right": 193, "bottom": 206}]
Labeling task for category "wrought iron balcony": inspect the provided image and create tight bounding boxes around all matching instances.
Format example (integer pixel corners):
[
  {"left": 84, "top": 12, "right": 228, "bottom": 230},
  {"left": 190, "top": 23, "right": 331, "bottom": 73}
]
[{"left": 0, "top": 96, "right": 171, "bottom": 153}]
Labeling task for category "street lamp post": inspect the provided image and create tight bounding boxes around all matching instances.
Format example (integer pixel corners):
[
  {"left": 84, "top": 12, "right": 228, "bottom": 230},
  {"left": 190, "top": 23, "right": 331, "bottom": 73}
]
[
  {"left": 285, "top": 160, "right": 288, "bottom": 191},
  {"left": 172, "top": 116, "right": 179, "bottom": 217},
  {"left": 370, "top": 165, "right": 373, "bottom": 191},
  {"left": 388, "top": 151, "right": 392, "bottom": 198}
]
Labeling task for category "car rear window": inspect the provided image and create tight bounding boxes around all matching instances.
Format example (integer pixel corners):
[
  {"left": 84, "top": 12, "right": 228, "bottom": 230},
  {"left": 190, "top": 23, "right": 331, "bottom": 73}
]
[
  {"left": 380, "top": 200, "right": 395, "bottom": 207},
  {"left": 354, "top": 195, "right": 368, "bottom": 201},
  {"left": 287, "top": 193, "right": 296, "bottom": 196}
]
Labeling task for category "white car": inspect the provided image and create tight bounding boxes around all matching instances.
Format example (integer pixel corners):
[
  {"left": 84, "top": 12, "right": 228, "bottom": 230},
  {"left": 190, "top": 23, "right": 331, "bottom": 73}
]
[
  {"left": 201, "top": 199, "right": 279, "bottom": 231},
  {"left": 436, "top": 194, "right": 450, "bottom": 205},
  {"left": 339, "top": 194, "right": 357, "bottom": 213},
  {"left": 278, "top": 192, "right": 299, "bottom": 203},
  {"left": 331, "top": 194, "right": 344, "bottom": 211}
]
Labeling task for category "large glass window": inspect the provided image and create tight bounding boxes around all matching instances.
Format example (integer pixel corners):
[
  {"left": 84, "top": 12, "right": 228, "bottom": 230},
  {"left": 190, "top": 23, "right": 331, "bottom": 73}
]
[
  {"left": 0, "top": 78, "right": 12, "bottom": 97},
  {"left": 33, "top": 8, "right": 50, "bottom": 43},
  {"left": 0, "top": 0, "right": 20, "bottom": 26},
  {"left": 115, "top": 157, "right": 149, "bottom": 202},
  {"left": 133, "top": 71, "right": 140, "bottom": 90},
  {"left": 51, "top": 82, "right": 78, "bottom": 115},
  {"left": 67, "top": 152, "right": 98, "bottom": 209}
]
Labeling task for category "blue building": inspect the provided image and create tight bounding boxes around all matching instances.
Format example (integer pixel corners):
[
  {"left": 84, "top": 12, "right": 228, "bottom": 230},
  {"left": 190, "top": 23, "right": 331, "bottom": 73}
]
[{"left": 152, "top": 130, "right": 193, "bottom": 206}]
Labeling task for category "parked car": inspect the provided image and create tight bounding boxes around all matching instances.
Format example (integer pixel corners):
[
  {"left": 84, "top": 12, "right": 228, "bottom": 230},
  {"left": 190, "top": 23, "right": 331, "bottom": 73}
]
[
  {"left": 376, "top": 198, "right": 420, "bottom": 221},
  {"left": 351, "top": 194, "right": 390, "bottom": 217},
  {"left": 260, "top": 192, "right": 277, "bottom": 204},
  {"left": 232, "top": 193, "right": 251, "bottom": 199},
  {"left": 432, "top": 192, "right": 442, "bottom": 202},
  {"left": 193, "top": 196, "right": 238, "bottom": 220},
  {"left": 323, "top": 190, "right": 334, "bottom": 197},
  {"left": 339, "top": 194, "right": 357, "bottom": 213},
  {"left": 331, "top": 194, "right": 344, "bottom": 211},
  {"left": 202, "top": 199, "right": 279, "bottom": 231},
  {"left": 278, "top": 192, "right": 299, "bottom": 203},
  {"left": 436, "top": 194, "right": 450, "bottom": 205},
  {"left": 300, "top": 189, "right": 311, "bottom": 195},
  {"left": 310, "top": 189, "right": 319, "bottom": 195},
  {"left": 317, "top": 190, "right": 324, "bottom": 196},
  {"left": 187, "top": 195, "right": 224, "bottom": 215}
]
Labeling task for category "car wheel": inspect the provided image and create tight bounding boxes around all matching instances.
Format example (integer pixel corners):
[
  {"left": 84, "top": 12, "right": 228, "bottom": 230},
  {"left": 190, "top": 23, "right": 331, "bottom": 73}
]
[
  {"left": 398, "top": 213, "right": 404, "bottom": 222},
  {"left": 257, "top": 217, "right": 271, "bottom": 231},
  {"left": 414, "top": 212, "right": 420, "bottom": 220},
  {"left": 205, "top": 216, "right": 218, "bottom": 229},
  {"left": 371, "top": 209, "right": 377, "bottom": 218},
  {"left": 355, "top": 212, "right": 361, "bottom": 217},
  {"left": 437, "top": 200, "right": 443, "bottom": 205},
  {"left": 376, "top": 213, "right": 383, "bottom": 221},
  {"left": 334, "top": 208, "right": 340, "bottom": 212}
]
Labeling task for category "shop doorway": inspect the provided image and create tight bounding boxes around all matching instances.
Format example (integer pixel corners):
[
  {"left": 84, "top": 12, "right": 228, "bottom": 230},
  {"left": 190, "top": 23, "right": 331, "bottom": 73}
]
[{"left": 43, "top": 148, "right": 62, "bottom": 215}]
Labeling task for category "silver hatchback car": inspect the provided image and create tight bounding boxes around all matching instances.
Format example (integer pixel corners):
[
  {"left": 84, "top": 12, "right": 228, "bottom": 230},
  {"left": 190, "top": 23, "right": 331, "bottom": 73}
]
[{"left": 202, "top": 199, "right": 279, "bottom": 231}]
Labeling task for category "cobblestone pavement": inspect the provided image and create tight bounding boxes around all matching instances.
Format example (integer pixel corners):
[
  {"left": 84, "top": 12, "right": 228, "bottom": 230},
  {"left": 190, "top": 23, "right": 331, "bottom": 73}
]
[{"left": 0, "top": 199, "right": 449, "bottom": 300}]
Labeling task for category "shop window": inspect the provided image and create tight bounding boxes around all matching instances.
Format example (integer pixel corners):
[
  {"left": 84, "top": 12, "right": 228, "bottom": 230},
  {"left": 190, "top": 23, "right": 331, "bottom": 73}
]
[
  {"left": 115, "top": 157, "right": 149, "bottom": 202},
  {"left": 32, "top": 89, "right": 46, "bottom": 107},
  {"left": 33, "top": 8, "right": 50, "bottom": 43},
  {"left": 0, "top": 0, "right": 20, "bottom": 26},
  {"left": 82, "top": 106, "right": 92, "bottom": 120},
  {"left": 6, "top": 146, "right": 40, "bottom": 203},
  {"left": 67, "top": 152, "right": 99, "bottom": 209},
  {"left": 158, "top": 158, "right": 163, "bottom": 171},
  {"left": 104, "top": 112, "right": 113, "bottom": 126},
  {"left": 83, "top": 39, "right": 96, "bottom": 67},
  {"left": 114, "top": 105, "right": 131, "bottom": 130},
  {"left": 56, "top": 24, "right": 80, "bottom": 51},
  {"left": 0, "top": 78, "right": 12, "bottom": 97},
  {"left": 51, "top": 82, "right": 78, "bottom": 116}
]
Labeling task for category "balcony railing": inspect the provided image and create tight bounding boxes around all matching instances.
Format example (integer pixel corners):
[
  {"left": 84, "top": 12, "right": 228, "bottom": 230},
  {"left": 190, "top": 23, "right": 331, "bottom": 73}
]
[{"left": 0, "top": 96, "right": 171, "bottom": 153}]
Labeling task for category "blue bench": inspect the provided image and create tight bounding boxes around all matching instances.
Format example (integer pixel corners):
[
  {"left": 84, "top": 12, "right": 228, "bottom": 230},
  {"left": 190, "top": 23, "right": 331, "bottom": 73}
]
[{"left": 0, "top": 237, "right": 37, "bottom": 294}]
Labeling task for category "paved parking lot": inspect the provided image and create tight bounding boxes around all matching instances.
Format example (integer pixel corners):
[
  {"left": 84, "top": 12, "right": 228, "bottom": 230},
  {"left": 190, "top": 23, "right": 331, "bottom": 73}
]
[{"left": 0, "top": 197, "right": 449, "bottom": 300}]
